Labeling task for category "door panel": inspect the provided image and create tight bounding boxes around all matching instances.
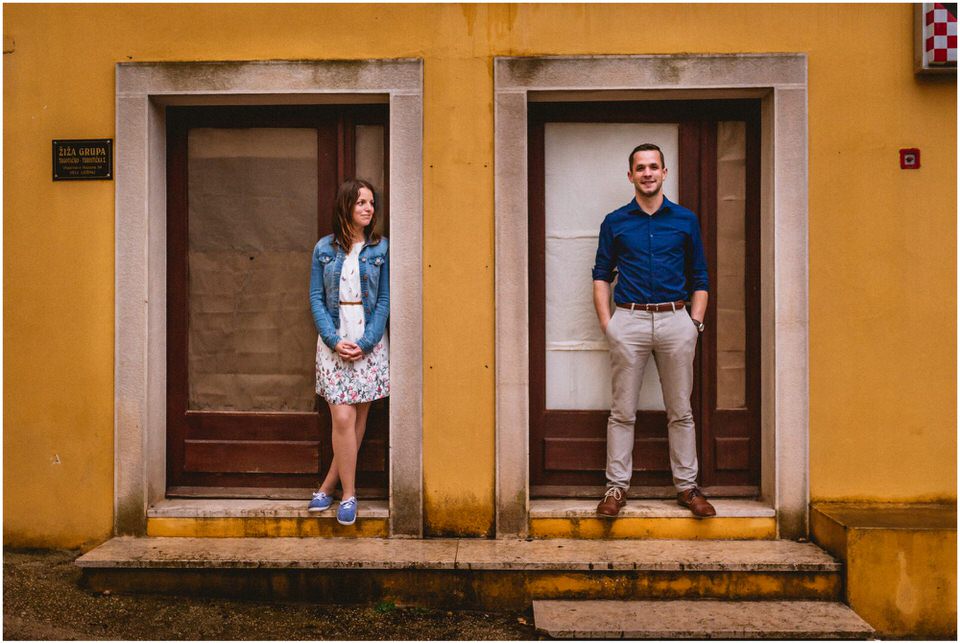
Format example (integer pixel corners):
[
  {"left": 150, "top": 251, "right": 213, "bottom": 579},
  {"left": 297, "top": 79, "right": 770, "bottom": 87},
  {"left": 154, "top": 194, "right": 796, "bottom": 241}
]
[
  {"left": 700, "top": 116, "right": 762, "bottom": 488},
  {"left": 715, "top": 122, "right": 748, "bottom": 409},
  {"left": 529, "top": 100, "right": 761, "bottom": 496},
  {"left": 166, "top": 105, "right": 389, "bottom": 496},
  {"left": 186, "top": 127, "right": 319, "bottom": 413}
]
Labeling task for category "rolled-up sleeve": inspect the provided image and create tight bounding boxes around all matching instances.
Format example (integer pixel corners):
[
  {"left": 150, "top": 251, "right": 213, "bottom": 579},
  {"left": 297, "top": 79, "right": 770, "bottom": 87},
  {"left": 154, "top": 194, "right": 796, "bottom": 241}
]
[
  {"left": 686, "top": 218, "right": 709, "bottom": 292},
  {"left": 592, "top": 217, "right": 618, "bottom": 282}
]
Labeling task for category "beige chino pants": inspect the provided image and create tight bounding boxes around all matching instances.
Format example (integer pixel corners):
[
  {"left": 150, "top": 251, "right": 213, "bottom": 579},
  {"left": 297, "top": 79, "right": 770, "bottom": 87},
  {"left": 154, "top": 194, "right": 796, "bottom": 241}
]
[{"left": 604, "top": 306, "right": 700, "bottom": 492}]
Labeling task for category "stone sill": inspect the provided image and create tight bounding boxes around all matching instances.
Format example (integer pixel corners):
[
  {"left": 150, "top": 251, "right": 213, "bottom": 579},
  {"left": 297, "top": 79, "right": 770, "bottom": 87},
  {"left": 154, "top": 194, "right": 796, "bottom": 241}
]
[
  {"left": 530, "top": 498, "right": 775, "bottom": 519},
  {"left": 147, "top": 498, "right": 389, "bottom": 520}
]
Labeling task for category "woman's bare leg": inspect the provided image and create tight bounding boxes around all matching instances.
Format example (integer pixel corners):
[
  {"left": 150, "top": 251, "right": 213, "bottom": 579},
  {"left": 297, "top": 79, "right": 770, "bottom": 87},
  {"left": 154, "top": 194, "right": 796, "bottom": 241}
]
[
  {"left": 353, "top": 401, "right": 372, "bottom": 453},
  {"left": 318, "top": 402, "right": 373, "bottom": 494},
  {"left": 320, "top": 402, "right": 373, "bottom": 498},
  {"left": 329, "top": 403, "right": 358, "bottom": 499}
]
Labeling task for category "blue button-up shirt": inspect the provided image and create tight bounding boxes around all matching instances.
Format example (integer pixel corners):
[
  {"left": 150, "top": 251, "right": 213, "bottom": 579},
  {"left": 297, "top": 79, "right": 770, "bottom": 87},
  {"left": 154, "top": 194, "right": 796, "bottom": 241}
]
[{"left": 592, "top": 196, "right": 709, "bottom": 304}]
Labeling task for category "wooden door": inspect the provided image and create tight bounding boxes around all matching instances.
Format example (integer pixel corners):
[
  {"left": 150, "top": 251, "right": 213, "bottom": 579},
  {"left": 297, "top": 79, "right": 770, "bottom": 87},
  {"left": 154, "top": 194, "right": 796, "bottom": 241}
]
[
  {"left": 528, "top": 100, "right": 761, "bottom": 498},
  {"left": 166, "top": 105, "right": 390, "bottom": 498}
]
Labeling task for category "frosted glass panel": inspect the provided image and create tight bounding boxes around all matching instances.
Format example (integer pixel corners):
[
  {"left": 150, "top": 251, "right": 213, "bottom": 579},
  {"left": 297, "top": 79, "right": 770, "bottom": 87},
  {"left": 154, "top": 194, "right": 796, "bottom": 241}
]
[
  {"left": 544, "top": 123, "right": 678, "bottom": 410},
  {"left": 355, "top": 125, "right": 384, "bottom": 193},
  {"left": 187, "top": 128, "right": 318, "bottom": 412},
  {"left": 355, "top": 125, "right": 386, "bottom": 236},
  {"left": 547, "top": 350, "right": 665, "bottom": 411},
  {"left": 716, "top": 121, "right": 747, "bottom": 409}
]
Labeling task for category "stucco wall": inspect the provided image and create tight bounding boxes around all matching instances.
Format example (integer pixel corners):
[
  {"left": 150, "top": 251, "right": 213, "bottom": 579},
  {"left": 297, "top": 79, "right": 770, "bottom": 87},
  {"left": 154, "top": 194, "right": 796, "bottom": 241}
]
[{"left": 4, "top": 4, "right": 955, "bottom": 547}]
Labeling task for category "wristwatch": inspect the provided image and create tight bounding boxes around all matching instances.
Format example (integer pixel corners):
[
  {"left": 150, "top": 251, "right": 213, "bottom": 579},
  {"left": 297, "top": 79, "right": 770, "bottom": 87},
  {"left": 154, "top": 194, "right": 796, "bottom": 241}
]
[{"left": 692, "top": 318, "right": 705, "bottom": 333}]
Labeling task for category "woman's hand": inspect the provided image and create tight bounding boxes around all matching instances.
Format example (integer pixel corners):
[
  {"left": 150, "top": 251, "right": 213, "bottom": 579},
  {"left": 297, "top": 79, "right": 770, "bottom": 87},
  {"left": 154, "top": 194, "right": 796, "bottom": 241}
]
[{"left": 335, "top": 341, "right": 363, "bottom": 362}]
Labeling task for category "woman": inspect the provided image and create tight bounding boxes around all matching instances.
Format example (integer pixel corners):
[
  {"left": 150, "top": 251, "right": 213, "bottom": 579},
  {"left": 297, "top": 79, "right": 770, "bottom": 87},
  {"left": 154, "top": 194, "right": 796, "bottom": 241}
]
[{"left": 307, "top": 179, "right": 389, "bottom": 525}]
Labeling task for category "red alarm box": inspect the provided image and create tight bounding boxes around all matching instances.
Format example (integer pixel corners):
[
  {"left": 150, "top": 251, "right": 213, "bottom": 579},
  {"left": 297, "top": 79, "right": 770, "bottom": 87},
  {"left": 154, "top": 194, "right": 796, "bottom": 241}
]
[{"left": 900, "top": 149, "right": 921, "bottom": 169}]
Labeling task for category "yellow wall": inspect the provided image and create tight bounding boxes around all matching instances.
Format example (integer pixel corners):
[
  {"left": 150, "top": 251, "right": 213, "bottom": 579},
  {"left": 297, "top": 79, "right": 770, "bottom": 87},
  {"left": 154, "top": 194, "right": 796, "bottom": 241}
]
[{"left": 4, "top": 4, "right": 955, "bottom": 546}]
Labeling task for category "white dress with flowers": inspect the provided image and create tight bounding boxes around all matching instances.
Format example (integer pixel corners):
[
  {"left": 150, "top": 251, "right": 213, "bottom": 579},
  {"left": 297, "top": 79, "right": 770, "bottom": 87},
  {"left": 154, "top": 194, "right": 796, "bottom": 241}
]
[{"left": 315, "top": 241, "right": 390, "bottom": 405}]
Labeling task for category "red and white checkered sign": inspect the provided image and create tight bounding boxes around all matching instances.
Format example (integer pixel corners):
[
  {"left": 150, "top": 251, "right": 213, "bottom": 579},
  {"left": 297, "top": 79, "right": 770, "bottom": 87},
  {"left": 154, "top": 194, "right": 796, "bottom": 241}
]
[{"left": 924, "top": 2, "right": 957, "bottom": 66}]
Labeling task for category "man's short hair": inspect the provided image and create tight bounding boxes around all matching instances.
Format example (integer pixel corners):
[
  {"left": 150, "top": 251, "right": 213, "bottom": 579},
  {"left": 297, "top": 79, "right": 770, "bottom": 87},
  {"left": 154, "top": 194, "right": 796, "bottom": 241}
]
[{"left": 628, "top": 143, "right": 665, "bottom": 169}]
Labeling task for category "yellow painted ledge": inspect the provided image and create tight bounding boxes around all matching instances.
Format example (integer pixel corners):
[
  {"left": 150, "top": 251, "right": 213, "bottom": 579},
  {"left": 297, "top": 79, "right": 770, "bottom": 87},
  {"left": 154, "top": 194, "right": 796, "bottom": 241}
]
[
  {"left": 530, "top": 517, "right": 776, "bottom": 540},
  {"left": 146, "top": 518, "right": 388, "bottom": 538},
  {"left": 812, "top": 502, "right": 957, "bottom": 639}
]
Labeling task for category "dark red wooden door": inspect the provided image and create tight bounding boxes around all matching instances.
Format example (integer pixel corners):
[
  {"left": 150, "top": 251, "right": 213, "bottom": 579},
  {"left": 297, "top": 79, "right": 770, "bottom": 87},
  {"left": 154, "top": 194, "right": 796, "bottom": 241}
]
[
  {"left": 528, "top": 100, "right": 761, "bottom": 498},
  {"left": 166, "top": 105, "right": 389, "bottom": 497}
]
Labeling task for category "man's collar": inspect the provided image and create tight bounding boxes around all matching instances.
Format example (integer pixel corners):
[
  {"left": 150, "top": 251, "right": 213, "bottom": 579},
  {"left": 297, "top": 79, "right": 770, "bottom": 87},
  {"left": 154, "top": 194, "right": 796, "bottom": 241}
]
[{"left": 627, "top": 195, "right": 673, "bottom": 215}]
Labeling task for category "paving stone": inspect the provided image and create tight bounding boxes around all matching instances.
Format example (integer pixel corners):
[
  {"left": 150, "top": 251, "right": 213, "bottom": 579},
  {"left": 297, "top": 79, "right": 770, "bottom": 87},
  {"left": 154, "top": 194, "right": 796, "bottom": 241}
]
[
  {"left": 454, "top": 538, "right": 838, "bottom": 571},
  {"left": 76, "top": 536, "right": 458, "bottom": 569},
  {"left": 533, "top": 600, "right": 875, "bottom": 639}
]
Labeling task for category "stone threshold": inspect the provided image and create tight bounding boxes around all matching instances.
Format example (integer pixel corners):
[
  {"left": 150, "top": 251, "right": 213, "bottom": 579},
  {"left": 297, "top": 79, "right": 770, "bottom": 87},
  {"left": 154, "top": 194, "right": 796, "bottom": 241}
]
[
  {"left": 147, "top": 498, "right": 389, "bottom": 519},
  {"left": 530, "top": 498, "right": 775, "bottom": 519},
  {"left": 77, "top": 537, "right": 839, "bottom": 572},
  {"left": 148, "top": 497, "right": 772, "bottom": 520}
]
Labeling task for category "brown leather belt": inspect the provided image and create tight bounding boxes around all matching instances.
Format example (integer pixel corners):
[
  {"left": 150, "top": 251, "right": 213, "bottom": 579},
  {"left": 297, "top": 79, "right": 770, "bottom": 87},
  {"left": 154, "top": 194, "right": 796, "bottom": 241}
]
[
  {"left": 616, "top": 300, "right": 687, "bottom": 312},
  {"left": 339, "top": 301, "right": 363, "bottom": 306}
]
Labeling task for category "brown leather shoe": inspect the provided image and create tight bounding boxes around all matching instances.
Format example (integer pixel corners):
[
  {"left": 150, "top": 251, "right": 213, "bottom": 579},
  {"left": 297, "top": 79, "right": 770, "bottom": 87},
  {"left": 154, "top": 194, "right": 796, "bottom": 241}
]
[
  {"left": 677, "top": 487, "right": 716, "bottom": 518},
  {"left": 597, "top": 487, "right": 627, "bottom": 517}
]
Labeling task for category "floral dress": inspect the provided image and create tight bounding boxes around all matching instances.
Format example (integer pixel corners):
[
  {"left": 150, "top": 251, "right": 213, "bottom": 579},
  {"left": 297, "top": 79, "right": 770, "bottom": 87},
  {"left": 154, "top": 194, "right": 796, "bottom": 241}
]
[{"left": 315, "top": 241, "right": 390, "bottom": 405}]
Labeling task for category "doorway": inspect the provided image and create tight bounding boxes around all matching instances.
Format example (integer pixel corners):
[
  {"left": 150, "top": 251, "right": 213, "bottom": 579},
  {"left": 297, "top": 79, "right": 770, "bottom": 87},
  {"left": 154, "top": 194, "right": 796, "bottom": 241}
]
[
  {"left": 528, "top": 100, "right": 762, "bottom": 498},
  {"left": 165, "top": 104, "right": 389, "bottom": 498}
]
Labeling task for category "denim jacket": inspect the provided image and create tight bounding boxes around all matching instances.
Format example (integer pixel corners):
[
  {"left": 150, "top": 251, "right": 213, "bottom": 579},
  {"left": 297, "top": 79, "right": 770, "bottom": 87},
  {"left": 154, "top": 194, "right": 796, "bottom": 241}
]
[{"left": 309, "top": 234, "right": 389, "bottom": 354}]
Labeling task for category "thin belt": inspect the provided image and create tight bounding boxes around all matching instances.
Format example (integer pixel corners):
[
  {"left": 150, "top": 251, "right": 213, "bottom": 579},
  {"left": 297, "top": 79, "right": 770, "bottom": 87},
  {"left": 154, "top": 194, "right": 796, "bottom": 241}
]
[
  {"left": 615, "top": 300, "right": 686, "bottom": 312},
  {"left": 339, "top": 300, "right": 363, "bottom": 306}
]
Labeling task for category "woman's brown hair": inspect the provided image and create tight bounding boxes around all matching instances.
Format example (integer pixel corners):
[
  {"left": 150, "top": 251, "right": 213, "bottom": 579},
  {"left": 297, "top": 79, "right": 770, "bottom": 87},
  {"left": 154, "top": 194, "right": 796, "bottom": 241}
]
[{"left": 332, "top": 178, "right": 380, "bottom": 251}]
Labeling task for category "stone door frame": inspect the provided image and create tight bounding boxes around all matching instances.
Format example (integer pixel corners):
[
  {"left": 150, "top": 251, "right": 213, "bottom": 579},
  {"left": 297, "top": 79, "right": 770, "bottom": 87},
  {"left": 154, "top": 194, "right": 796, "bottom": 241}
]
[
  {"left": 114, "top": 59, "right": 424, "bottom": 537},
  {"left": 494, "top": 54, "right": 809, "bottom": 539}
]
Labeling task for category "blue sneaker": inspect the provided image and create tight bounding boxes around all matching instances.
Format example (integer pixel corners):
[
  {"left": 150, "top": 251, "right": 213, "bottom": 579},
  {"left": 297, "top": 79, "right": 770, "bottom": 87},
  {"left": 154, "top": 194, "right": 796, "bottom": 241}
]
[
  {"left": 337, "top": 496, "right": 358, "bottom": 525},
  {"left": 307, "top": 491, "right": 334, "bottom": 512}
]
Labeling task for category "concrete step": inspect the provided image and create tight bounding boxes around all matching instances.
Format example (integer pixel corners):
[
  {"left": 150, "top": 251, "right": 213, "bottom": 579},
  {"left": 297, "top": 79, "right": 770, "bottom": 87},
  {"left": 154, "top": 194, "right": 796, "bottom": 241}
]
[
  {"left": 145, "top": 499, "right": 389, "bottom": 537},
  {"left": 77, "top": 537, "right": 842, "bottom": 610},
  {"left": 530, "top": 498, "right": 776, "bottom": 540},
  {"left": 533, "top": 600, "right": 876, "bottom": 639}
]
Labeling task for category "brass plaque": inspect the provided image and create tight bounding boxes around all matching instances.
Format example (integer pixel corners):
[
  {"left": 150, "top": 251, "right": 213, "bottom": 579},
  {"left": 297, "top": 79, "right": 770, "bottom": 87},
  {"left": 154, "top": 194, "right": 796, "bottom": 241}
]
[{"left": 53, "top": 139, "right": 112, "bottom": 181}]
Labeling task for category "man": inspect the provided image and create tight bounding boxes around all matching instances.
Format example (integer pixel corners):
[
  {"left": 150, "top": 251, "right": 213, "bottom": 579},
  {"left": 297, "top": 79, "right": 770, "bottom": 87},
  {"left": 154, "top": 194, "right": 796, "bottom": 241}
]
[{"left": 592, "top": 143, "right": 716, "bottom": 518}]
